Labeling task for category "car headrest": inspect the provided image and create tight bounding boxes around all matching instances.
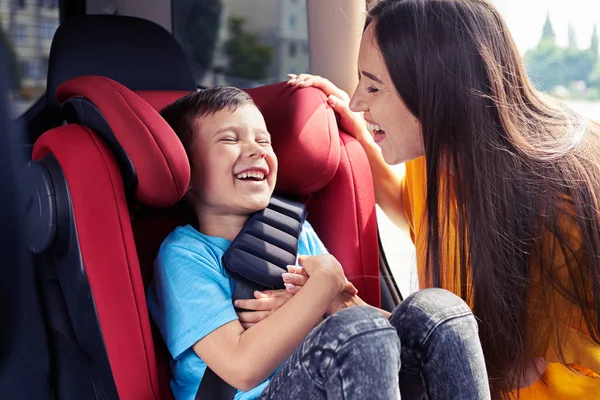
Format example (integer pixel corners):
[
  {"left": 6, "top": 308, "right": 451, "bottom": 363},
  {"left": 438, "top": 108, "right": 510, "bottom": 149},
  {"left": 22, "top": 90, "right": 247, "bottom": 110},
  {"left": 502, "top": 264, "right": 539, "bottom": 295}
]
[
  {"left": 56, "top": 76, "right": 190, "bottom": 207},
  {"left": 137, "top": 83, "right": 341, "bottom": 197},
  {"left": 46, "top": 15, "right": 196, "bottom": 108}
]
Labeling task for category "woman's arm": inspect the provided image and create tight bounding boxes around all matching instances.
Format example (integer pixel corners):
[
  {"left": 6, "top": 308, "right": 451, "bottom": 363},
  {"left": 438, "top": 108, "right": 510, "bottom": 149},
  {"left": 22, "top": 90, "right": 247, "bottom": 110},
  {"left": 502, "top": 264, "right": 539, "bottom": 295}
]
[
  {"left": 360, "top": 140, "right": 409, "bottom": 231},
  {"left": 289, "top": 74, "right": 409, "bottom": 231},
  {"left": 192, "top": 255, "right": 352, "bottom": 392}
]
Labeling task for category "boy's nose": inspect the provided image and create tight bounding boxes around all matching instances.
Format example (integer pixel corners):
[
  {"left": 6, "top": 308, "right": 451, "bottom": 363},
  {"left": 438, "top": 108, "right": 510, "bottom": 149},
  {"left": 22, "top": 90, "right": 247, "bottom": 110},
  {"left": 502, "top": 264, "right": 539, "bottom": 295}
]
[{"left": 245, "top": 142, "right": 266, "bottom": 158}]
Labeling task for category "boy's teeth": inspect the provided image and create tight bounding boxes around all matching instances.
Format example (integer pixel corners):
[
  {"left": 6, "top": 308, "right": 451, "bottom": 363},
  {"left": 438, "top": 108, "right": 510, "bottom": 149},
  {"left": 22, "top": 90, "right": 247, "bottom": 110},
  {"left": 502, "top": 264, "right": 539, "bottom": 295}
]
[{"left": 236, "top": 171, "right": 265, "bottom": 180}]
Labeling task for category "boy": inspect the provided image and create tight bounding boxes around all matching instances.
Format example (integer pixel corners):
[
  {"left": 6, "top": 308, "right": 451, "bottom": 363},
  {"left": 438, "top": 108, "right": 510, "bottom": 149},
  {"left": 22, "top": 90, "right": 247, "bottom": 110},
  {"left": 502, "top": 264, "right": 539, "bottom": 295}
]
[{"left": 147, "top": 87, "right": 401, "bottom": 400}]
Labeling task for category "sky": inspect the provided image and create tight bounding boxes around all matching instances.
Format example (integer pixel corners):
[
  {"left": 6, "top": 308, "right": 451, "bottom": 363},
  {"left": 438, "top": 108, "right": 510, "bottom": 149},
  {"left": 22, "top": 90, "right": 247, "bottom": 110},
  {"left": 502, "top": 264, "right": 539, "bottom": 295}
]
[{"left": 492, "top": 0, "right": 600, "bottom": 55}]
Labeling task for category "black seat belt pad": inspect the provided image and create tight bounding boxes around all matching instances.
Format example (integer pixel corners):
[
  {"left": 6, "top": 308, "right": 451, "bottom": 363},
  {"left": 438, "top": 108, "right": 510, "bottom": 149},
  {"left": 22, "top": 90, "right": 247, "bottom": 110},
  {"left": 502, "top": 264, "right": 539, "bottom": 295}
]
[
  {"left": 196, "top": 196, "right": 307, "bottom": 399},
  {"left": 194, "top": 367, "right": 237, "bottom": 400},
  {"left": 223, "top": 195, "right": 307, "bottom": 301}
]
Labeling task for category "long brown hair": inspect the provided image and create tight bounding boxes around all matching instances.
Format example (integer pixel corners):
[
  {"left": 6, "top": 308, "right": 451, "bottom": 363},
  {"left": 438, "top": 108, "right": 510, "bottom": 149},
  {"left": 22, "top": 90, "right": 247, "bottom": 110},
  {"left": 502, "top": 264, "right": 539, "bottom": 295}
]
[{"left": 368, "top": 0, "right": 600, "bottom": 397}]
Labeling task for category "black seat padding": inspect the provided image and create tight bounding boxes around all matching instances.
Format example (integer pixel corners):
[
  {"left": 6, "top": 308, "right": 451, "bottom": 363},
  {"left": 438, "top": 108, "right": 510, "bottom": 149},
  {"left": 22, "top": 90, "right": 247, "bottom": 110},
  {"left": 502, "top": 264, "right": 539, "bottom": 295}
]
[
  {"left": 0, "top": 41, "right": 51, "bottom": 400},
  {"left": 21, "top": 14, "right": 197, "bottom": 143},
  {"left": 46, "top": 15, "right": 196, "bottom": 108}
]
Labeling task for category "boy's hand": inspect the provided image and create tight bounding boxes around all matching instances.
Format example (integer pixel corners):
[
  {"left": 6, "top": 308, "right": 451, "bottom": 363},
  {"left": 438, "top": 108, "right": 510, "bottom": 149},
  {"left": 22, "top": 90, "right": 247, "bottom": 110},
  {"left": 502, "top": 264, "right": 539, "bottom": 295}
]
[
  {"left": 234, "top": 267, "right": 310, "bottom": 328},
  {"left": 235, "top": 290, "right": 291, "bottom": 329},
  {"left": 235, "top": 256, "right": 361, "bottom": 328}
]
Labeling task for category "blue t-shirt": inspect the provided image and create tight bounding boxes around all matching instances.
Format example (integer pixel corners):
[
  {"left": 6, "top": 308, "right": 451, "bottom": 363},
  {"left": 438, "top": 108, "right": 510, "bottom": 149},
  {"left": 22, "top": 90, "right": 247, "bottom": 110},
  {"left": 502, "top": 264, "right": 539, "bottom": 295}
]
[{"left": 147, "top": 220, "right": 328, "bottom": 400}]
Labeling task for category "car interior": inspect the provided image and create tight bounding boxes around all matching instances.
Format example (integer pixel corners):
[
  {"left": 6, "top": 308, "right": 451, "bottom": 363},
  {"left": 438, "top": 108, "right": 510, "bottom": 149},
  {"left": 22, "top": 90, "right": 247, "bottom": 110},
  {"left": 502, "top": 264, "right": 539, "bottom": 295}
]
[{"left": 1, "top": 2, "right": 404, "bottom": 399}]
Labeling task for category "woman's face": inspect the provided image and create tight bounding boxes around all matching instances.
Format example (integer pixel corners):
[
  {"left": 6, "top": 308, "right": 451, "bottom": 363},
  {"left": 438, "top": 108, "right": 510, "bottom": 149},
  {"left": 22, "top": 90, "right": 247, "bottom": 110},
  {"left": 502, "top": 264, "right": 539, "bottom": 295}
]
[{"left": 350, "top": 24, "right": 424, "bottom": 165}]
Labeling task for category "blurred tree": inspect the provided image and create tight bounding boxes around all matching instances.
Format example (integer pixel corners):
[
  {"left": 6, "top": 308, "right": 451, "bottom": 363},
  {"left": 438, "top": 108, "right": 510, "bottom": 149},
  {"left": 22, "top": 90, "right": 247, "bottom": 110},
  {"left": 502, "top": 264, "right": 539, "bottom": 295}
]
[
  {"left": 591, "top": 23, "right": 599, "bottom": 61},
  {"left": 524, "top": 39, "right": 568, "bottom": 91},
  {"left": 589, "top": 61, "right": 600, "bottom": 89},
  {"left": 172, "top": 0, "right": 222, "bottom": 82},
  {"left": 223, "top": 17, "right": 273, "bottom": 81},
  {"left": 542, "top": 12, "right": 556, "bottom": 44},
  {"left": 524, "top": 14, "right": 597, "bottom": 96},
  {"left": 568, "top": 23, "right": 577, "bottom": 50}
]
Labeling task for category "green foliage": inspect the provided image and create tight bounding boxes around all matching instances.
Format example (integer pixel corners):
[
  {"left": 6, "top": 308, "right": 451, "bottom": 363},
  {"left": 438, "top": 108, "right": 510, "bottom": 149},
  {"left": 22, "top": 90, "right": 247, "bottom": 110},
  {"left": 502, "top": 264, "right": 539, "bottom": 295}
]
[
  {"left": 564, "top": 48, "right": 596, "bottom": 82},
  {"left": 524, "top": 40, "right": 569, "bottom": 91},
  {"left": 542, "top": 12, "right": 556, "bottom": 42},
  {"left": 591, "top": 24, "right": 599, "bottom": 61},
  {"left": 589, "top": 61, "right": 600, "bottom": 89},
  {"left": 523, "top": 15, "right": 599, "bottom": 99},
  {"left": 223, "top": 17, "right": 273, "bottom": 81},
  {"left": 587, "top": 87, "right": 600, "bottom": 101}
]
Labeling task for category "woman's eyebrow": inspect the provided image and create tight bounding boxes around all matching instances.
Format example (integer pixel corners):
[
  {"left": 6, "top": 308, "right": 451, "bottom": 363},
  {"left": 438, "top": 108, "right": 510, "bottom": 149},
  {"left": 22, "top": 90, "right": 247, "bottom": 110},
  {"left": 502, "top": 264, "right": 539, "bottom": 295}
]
[{"left": 361, "top": 70, "right": 384, "bottom": 85}]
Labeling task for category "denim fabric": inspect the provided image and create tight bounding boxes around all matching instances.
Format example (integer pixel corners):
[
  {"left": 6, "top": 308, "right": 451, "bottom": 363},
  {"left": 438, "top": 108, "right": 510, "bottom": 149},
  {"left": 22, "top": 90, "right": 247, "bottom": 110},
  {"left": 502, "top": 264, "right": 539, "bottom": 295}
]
[
  {"left": 259, "top": 289, "right": 490, "bottom": 400},
  {"left": 390, "top": 288, "right": 491, "bottom": 400},
  {"left": 258, "top": 306, "right": 402, "bottom": 399}
]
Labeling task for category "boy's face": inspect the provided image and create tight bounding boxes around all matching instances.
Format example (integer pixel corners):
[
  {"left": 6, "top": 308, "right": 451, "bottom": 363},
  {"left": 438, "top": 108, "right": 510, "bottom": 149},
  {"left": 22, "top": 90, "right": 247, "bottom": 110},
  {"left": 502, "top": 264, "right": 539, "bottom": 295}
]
[{"left": 188, "top": 103, "right": 277, "bottom": 216}]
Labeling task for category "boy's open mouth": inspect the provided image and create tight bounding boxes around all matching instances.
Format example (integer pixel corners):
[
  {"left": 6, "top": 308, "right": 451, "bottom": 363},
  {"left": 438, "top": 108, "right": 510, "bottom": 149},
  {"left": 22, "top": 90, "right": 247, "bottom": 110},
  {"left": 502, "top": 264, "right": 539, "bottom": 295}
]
[{"left": 235, "top": 169, "right": 267, "bottom": 181}]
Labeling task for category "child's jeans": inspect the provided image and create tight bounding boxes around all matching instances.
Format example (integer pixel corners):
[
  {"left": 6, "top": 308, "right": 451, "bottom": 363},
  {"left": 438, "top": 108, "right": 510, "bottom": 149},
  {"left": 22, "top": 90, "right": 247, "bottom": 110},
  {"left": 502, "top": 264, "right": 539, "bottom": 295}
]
[{"left": 258, "top": 288, "right": 491, "bottom": 400}]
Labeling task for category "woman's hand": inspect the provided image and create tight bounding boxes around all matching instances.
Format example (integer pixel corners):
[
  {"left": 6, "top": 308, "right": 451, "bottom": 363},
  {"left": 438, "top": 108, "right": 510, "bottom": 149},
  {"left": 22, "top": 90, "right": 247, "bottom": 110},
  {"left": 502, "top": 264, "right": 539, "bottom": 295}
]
[
  {"left": 284, "top": 264, "right": 358, "bottom": 298},
  {"left": 298, "top": 254, "right": 357, "bottom": 295},
  {"left": 326, "top": 290, "right": 366, "bottom": 317},
  {"left": 294, "top": 256, "right": 362, "bottom": 316},
  {"left": 288, "top": 73, "right": 374, "bottom": 146}
]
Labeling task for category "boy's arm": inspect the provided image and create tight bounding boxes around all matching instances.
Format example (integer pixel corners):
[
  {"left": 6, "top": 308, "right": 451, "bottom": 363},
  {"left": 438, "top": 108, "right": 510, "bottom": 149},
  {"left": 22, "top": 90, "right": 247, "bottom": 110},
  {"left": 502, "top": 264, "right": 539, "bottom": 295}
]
[{"left": 192, "top": 255, "right": 347, "bottom": 392}]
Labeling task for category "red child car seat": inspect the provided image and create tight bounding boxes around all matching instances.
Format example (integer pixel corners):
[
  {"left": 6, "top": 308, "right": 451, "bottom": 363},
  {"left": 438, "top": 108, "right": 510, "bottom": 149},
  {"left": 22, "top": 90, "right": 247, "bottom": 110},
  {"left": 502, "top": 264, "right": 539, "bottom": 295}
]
[{"left": 24, "top": 75, "right": 380, "bottom": 399}]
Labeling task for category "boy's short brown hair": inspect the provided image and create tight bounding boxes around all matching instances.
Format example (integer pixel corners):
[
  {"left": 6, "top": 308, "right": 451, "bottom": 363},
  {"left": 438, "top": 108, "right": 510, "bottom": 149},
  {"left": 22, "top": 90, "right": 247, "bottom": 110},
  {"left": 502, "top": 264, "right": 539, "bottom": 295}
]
[{"left": 160, "top": 86, "right": 255, "bottom": 162}]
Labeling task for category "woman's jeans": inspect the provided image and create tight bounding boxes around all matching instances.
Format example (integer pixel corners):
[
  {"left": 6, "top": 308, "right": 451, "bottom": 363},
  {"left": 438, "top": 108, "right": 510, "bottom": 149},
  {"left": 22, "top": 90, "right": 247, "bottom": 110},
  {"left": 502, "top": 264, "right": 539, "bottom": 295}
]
[{"left": 258, "top": 288, "right": 491, "bottom": 400}]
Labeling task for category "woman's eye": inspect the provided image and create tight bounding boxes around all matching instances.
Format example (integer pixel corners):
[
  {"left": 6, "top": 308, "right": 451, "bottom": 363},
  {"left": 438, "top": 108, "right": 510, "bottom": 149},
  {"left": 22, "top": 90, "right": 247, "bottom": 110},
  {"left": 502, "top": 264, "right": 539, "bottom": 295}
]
[{"left": 367, "top": 86, "right": 379, "bottom": 93}]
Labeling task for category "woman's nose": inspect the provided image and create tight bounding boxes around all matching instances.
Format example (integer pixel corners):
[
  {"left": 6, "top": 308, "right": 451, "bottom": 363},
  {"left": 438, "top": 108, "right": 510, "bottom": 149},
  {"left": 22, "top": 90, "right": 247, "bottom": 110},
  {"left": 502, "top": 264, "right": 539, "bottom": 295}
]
[{"left": 350, "top": 91, "right": 367, "bottom": 113}]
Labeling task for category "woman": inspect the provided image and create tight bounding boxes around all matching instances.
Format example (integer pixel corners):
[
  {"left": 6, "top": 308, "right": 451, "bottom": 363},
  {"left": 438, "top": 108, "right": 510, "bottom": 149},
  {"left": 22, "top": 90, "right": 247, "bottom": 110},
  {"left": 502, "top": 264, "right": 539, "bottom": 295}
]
[
  {"left": 239, "top": 0, "right": 600, "bottom": 398},
  {"left": 289, "top": 0, "right": 600, "bottom": 399}
]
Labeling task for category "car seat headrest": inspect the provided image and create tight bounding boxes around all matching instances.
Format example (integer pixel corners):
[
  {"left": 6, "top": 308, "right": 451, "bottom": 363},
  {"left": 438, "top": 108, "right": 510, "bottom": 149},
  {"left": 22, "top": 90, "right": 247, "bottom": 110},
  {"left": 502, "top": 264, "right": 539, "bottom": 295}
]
[
  {"left": 247, "top": 84, "right": 341, "bottom": 196},
  {"left": 57, "top": 76, "right": 190, "bottom": 207},
  {"left": 137, "top": 83, "right": 341, "bottom": 197},
  {"left": 46, "top": 15, "right": 196, "bottom": 108}
]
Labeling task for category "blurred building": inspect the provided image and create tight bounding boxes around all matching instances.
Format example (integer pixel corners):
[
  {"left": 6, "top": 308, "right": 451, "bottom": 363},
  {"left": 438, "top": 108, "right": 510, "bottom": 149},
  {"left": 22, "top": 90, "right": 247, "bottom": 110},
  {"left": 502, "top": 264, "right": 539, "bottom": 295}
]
[
  {"left": 222, "top": 0, "right": 309, "bottom": 82},
  {"left": 0, "top": 0, "right": 59, "bottom": 109}
]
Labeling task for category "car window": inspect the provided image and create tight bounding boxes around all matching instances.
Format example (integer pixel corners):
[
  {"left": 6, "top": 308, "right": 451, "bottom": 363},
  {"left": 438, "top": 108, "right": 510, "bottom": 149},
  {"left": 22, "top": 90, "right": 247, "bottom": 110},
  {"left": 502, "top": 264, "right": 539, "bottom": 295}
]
[
  {"left": 0, "top": 0, "right": 60, "bottom": 116},
  {"left": 172, "top": 0, "right": 310, "bottom": 89}
]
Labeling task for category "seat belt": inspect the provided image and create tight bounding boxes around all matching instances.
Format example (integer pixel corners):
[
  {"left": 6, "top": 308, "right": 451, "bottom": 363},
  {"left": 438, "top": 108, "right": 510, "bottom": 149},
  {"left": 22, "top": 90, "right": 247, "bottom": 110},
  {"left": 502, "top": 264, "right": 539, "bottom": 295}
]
[
  {"left": 194, "top": 367, "right": 237, "bottom": 400},
  {"left": 224, "top": 195, "right": 307, "bottom": 301},
  {"left": 195, "top": 196, "right": 307, "bottom": 400}
]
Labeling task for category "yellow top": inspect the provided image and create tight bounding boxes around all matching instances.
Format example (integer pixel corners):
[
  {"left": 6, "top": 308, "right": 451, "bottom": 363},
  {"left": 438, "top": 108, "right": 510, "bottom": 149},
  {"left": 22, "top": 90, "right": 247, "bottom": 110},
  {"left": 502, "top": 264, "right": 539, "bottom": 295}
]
[{"left": 401, "top": 156, "right": 600, "bottom": 399}]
